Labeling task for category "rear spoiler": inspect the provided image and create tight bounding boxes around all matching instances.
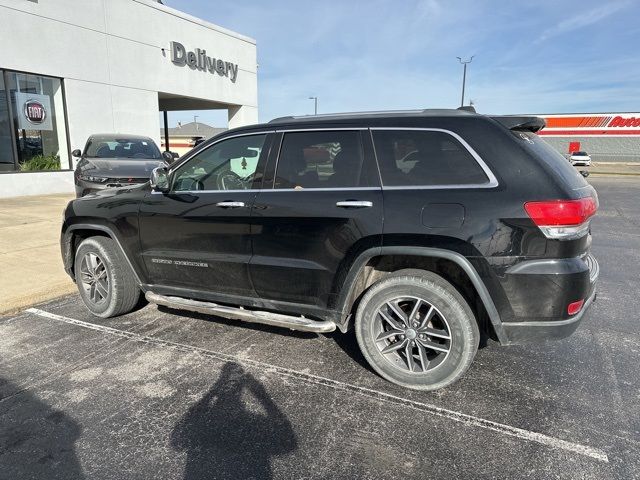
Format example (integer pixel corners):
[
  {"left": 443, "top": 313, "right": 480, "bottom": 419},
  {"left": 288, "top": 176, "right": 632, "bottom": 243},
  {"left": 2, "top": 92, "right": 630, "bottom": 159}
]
[{"left": 491, "top": 116, "right": 546, "bottom": 133}]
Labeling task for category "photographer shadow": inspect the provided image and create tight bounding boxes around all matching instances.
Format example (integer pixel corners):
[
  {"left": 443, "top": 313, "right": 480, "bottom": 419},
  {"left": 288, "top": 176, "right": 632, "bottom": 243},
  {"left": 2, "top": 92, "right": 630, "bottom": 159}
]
[
  {"left": 0, "top": 377, "right": 84, "bottom": 479},
  {"left": 171, "top": 362, "right": 298, "bottom": 480}
]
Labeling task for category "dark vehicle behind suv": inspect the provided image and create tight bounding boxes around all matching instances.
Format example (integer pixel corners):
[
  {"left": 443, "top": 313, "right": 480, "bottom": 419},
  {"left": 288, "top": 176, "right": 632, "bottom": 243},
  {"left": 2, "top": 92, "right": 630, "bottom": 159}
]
[
  {"left": 72, "top": 134, "right": 174, "bottom": 197},
  {"left": 61, "top": 109, "right": 599, "bottom": 390}
]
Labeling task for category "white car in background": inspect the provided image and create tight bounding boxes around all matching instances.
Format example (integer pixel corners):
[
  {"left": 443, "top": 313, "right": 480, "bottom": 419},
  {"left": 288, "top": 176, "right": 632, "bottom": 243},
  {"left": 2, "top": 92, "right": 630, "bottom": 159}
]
[{"left": 569, "top": 151, "right": 592, "bottom": 166}]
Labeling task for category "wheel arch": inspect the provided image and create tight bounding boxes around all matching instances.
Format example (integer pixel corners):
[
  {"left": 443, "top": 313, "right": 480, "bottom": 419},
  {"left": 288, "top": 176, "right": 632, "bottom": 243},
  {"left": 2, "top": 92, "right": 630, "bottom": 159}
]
[
  {"left": 333, "top": 246, "right": 507, "bottom": 344},
  {"left": 63, "top": 223, "right": 144, "bottom": 286}
]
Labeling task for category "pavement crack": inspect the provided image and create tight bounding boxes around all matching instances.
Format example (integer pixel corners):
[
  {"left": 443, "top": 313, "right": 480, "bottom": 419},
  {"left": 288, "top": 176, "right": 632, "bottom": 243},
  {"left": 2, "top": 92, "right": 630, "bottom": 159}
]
[{"left": 614, "top": 205, "right": 640, "bottom": 230}]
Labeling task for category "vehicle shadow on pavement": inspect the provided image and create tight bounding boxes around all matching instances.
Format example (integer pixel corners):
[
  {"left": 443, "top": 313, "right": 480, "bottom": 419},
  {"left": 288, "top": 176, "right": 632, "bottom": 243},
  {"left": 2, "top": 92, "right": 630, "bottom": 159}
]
[
  {"left": 157, "top": 305, "right": 317, "bottom": 339},
  {"left": 330, "top": 330, "right": 377, "bottom": 374},
  {"left": 0, "top": 377, "right": 85, "bottom": 479},
  {"left": 170, "top": 362, "right": 298, "bottom": 480}
]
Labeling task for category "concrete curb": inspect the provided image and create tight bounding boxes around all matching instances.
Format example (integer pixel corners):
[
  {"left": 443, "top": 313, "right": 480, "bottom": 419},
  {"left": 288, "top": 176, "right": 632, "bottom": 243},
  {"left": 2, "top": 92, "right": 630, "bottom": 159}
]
[
  {"left": 584, "top": 162, "right": 640, "bottom": 176},
  {"left": 589, "top": 171, "right": 640, "bottom": 176},
  {"left": 0, "top": 282, "right": 76, "bottom": 316}
]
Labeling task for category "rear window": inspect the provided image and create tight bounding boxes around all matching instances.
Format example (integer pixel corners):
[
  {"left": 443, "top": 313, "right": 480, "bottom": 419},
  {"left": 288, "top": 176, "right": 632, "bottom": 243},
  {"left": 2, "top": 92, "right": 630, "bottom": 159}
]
[
  {"left": 371, "top": 129, "right": 489, "bottom": 186},
  {"left": 516, "top": 132, "right": 588, "bottom": 190}
]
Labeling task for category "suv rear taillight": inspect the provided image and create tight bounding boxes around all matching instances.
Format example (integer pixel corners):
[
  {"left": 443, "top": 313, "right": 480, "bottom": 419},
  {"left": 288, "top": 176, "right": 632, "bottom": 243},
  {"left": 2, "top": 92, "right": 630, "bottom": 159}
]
[{"left": 524, "top": 197, "right": 597, "bottom": 240}]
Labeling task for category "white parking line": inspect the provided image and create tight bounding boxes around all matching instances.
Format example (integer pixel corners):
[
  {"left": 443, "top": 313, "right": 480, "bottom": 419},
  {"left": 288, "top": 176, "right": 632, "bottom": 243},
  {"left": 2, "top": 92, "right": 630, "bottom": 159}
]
[{"left": 25, "top": 307, "right": 609, "bottom": 463}]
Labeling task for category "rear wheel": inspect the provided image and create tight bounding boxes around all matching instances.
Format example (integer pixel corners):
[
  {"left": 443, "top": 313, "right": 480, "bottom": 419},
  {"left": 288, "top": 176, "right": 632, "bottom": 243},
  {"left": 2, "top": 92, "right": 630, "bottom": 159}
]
[
  {"left": 74, "top": 236, "right": 140, "bottom": 318},
  {"left": 355, "top": 272, "right": 479, "bottom": 390}
]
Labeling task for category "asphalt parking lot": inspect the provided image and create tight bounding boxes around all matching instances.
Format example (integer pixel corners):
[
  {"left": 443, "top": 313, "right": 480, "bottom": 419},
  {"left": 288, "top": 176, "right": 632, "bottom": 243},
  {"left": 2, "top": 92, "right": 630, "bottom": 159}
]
[{"left": 1, "top": 176, "right": 639, "bottom": 479}]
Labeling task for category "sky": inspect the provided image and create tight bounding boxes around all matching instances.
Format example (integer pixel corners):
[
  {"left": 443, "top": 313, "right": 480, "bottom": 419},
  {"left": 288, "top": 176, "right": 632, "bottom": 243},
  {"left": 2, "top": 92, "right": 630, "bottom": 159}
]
[{"left": 163, "top": 0, "right": 640, "bottom": 127}]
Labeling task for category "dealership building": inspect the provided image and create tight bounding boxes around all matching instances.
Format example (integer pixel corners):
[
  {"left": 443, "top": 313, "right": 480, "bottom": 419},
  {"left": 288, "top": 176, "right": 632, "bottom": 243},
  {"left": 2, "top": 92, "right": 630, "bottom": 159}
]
[
  {"left": 538, "top": 113, "right": 640, "bottom": 163},
  {"left": 0, "top": 0, "right": 257, "bottom": 197}
]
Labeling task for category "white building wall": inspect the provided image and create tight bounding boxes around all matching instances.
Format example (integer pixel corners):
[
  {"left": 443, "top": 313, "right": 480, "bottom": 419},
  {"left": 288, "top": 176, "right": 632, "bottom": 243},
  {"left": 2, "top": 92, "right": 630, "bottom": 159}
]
[
  {"left": 63, "top": 80, "right": 114, "bottom": 155},
  {"left": 109, "top": 87, "right": 160, "bottom": 146},
  {"left": 0, "top": 0, "right": 258, "bottom": 107},
  {"left": 0, "top": 171, "right": 74, "bottom": 198}
]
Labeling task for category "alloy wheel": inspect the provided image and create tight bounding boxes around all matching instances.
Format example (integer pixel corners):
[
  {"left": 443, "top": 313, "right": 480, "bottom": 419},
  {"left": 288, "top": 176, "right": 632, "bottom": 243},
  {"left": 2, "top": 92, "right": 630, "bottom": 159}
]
[
  {"left": 79, "top": 252, "right": 110, "bottom": 305},
  {"left": 373, "top": 296, "right": 452, "bottom": 373}
]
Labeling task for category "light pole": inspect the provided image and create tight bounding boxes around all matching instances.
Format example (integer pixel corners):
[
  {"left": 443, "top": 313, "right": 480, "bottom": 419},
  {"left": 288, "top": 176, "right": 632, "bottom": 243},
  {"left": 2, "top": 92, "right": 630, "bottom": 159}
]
[
  {"left": 193, "top": 115, "right": 199, "bottom": 131},
  {"left": 308, "top": 96, "right": 318, "bottom": 115},
  {"left": 456, "top": 56, "right": 474, "bottom": 107}
]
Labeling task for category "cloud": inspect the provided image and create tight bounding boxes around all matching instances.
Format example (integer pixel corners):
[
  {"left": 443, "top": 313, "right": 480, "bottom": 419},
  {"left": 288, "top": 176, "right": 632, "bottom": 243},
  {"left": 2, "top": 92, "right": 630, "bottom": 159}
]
[{"left": 536, "top": 1, "right": 631, "bottom": 43}]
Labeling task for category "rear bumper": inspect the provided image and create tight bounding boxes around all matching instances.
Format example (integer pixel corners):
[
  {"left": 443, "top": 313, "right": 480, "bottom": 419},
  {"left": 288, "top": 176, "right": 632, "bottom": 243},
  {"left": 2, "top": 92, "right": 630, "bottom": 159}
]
[
  {"left": 497, "top": 253, "right": 599, "bottom": 344},
  {"left": 501, "top": 285, "right": 596, "bottom": 343}
]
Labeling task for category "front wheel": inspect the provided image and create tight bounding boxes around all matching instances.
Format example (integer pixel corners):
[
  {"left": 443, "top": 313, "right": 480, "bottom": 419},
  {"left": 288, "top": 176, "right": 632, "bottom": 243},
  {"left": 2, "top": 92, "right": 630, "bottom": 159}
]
[
  {"left": 355, "top": 272, "right": 479, "bottom": 390},
  {"left": 74, "top": 236, "right": 141, "bottom": 318}
]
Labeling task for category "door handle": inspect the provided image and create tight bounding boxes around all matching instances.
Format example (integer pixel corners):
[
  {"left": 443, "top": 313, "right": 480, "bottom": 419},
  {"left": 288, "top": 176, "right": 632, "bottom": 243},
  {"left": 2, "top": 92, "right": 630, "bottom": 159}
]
[
  {"left": 216, "top": 201, "right": 245, "bottom": 208},
  {"left": 336, "top": 200, "right": 373, "bottom": 208}
]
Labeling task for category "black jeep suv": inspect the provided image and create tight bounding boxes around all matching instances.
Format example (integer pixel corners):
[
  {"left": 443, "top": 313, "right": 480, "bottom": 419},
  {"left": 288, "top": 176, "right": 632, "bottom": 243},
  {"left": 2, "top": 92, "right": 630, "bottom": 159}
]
[{"left": 61, "top": 109, "right": 599, "bottom": 390}]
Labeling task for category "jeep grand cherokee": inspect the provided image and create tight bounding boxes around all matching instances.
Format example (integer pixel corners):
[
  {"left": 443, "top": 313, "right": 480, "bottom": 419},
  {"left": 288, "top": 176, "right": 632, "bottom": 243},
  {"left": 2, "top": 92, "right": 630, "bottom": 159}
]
[{"left": 61, "top": 109, "right": 599, "bottom": 390}]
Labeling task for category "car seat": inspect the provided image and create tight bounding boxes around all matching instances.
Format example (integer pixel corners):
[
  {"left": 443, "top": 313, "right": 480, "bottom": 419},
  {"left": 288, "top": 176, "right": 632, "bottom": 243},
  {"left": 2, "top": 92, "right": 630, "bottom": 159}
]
[
  {"left": 277, "top": 145, "right": 318, "bottom": 188},
  {"left": 327, "top": 149, "right": 361, "bottom": 187},
  {"left": 95, "top": 143, "right": 113, "bottom": 158}
]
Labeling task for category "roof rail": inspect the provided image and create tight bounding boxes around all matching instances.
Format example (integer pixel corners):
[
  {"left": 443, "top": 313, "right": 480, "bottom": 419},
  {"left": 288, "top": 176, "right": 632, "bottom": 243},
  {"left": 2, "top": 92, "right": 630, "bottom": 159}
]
[
  {"left": 268, "top": 109, "right": 429, "bottom": 124},
  {"left": 268, "top": 108, "right": 475, "bottom": 124}
]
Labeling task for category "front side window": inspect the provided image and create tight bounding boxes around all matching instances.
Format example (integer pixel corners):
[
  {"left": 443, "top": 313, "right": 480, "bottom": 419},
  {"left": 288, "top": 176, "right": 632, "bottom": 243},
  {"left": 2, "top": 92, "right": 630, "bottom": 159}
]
[
  {"left": 275, "top": 131, "right": 369, "bottom": 189},
  {"left": 372, "top": 130, "right": 489, "bottom": 186},
  {"left": 172, "top": 134, "right": 266, "bottom": 191}
]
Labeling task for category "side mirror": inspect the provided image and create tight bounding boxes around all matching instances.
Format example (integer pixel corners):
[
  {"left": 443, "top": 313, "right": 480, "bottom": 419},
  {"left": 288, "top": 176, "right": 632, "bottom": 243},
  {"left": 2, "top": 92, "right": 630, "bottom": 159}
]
[
  {"left": 72, "top": 149, "right": 82, "bottom": 157},
  {"left": 162, "top": 151, "right": 176, "bottom": 164},
  {"left": 580, "top": 170, "right": 590, "bottom": 178},
  {"left": 150, "top": 166, "right": 169, "bottom": 192}
]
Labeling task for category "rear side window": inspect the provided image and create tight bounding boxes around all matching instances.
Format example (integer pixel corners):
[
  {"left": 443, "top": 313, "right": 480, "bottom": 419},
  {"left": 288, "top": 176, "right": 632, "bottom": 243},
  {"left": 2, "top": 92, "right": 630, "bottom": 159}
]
[
  {"left": 516, "top": 132, "right": 588, "bottom": 190},
  {"left": 371, "top": 130, "right": 489, "bottom": 186},
  {"left": 275, "top": 130, "right": 372, "bottom": 189}
]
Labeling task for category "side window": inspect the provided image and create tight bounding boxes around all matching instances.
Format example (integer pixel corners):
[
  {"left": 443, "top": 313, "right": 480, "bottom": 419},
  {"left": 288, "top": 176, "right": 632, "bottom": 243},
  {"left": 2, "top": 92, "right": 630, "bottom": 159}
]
[
  {"left": 372, "top": 130, "right": 489, "bottom": 186},
  {"left": 172, "top": 134, "right": 267, "bottom": 191},
  {"left": 274, "top": 131, "right": 370, "bottom": 189}
]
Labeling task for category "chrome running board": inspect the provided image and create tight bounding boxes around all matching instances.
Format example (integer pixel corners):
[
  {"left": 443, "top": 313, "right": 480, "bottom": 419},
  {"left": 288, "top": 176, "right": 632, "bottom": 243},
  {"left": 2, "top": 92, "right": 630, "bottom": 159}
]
[{"left": 145, "top": 292, "right": 336, "bottom": 333}]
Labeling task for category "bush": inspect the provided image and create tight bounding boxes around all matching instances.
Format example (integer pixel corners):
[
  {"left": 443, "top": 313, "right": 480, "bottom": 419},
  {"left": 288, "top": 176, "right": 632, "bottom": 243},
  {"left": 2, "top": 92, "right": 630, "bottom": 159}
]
[{"left": 19, "top": 154, "right": 61, "bottom": 171}]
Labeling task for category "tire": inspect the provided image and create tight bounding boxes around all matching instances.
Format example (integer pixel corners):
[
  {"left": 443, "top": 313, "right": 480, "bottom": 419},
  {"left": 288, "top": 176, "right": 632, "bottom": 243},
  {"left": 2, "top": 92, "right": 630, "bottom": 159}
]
[
  {"left": 74, "top": 236, "right": 141, "bottom": 318},
  {"left": 355, "top": 271, "right": 479, "bottom": 391}
]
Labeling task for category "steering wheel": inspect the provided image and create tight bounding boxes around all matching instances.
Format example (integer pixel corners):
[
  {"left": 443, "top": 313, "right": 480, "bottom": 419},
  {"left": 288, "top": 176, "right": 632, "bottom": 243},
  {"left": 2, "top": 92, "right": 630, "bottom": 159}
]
[
  {"left": 217, "top": 170, "right": 248, "bottom": 190},
  {"left": 175, "top": 177, "right": 204, "bottom": 191}
]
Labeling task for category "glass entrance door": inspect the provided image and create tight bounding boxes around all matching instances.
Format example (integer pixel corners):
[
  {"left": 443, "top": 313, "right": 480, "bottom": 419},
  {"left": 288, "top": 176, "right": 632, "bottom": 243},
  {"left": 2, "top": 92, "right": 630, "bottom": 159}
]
[
  {"left": 2, "top": 70, "right": 70, "bottom": 172},
  {"left": 0, "top": 72, "right": 14, "bottom": 171}
]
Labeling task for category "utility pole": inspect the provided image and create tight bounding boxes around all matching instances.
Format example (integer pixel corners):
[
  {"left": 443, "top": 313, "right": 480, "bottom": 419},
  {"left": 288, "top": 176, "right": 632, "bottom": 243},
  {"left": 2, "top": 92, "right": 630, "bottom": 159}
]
[
  {"left": 456, "top": 56, "right": 474, "bottom": 107},
  {"left": 193, "top": 115, "right": 199, "bottom": 131},
  {"left": 308, "top": 96, "right": 318, "bottom": 115}
]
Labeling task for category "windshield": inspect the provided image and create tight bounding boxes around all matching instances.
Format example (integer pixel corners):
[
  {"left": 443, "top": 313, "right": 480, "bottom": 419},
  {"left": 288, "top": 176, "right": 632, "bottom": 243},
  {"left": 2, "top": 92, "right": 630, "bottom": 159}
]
[{"left": 85, "top": 137, "right": 161, "bottom": 159}]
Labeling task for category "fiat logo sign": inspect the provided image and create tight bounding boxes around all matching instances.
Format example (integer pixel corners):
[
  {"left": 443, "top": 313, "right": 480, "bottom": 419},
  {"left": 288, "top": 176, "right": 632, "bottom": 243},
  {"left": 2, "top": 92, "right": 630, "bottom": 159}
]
[{"left": 23, "top": 100, "right": 46, "bottom": 124}]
